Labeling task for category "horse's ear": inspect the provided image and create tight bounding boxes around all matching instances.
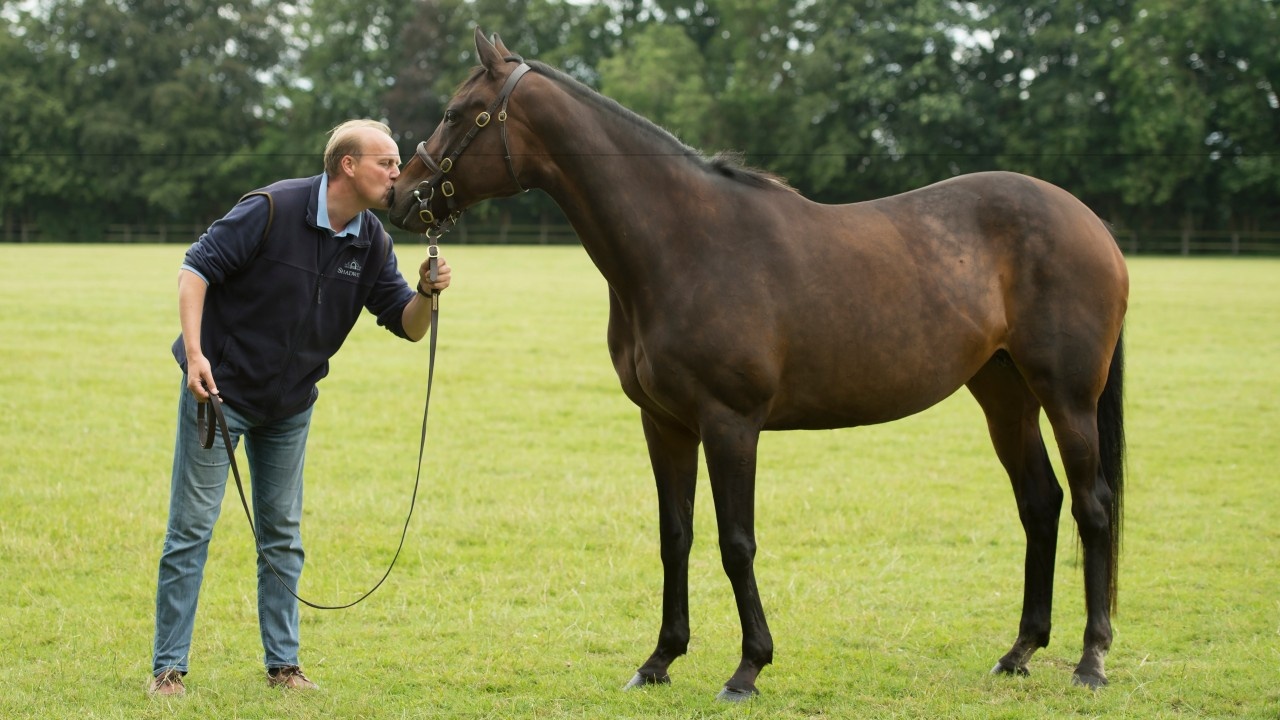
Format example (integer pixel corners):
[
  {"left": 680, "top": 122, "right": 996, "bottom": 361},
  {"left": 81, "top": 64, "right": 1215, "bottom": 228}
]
[
  {"left": 474, "top": 26, "right": 504, "bottom": 74},
  {"left": 493, "top": 33, "right": 514, "bottom": 59}
]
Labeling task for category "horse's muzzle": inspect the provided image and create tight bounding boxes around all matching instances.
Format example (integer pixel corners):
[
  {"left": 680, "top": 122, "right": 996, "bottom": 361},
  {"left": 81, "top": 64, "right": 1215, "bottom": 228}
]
[{"left": 387, "top": 185, "right": 418, "bottom": 231}]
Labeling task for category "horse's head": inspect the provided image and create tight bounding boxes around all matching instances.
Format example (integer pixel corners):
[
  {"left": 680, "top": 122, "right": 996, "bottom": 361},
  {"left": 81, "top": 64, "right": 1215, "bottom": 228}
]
[{"left": 389, "top": 28, "right": 534, "bottom": 235}]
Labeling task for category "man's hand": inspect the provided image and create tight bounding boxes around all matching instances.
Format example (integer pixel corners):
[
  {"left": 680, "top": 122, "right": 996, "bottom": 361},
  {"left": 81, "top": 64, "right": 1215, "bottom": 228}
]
[
  {"left": 186, "top": 354, "right": 217, "bottom": 402},
  {"left": 418, "top": 255, "right": 452, "bottom": 294}
]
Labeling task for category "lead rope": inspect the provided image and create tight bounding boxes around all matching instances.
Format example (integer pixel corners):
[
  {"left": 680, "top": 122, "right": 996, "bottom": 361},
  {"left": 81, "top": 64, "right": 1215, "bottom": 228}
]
[{"left": 196, "top": 240, "right": 441, "bottom": 610}]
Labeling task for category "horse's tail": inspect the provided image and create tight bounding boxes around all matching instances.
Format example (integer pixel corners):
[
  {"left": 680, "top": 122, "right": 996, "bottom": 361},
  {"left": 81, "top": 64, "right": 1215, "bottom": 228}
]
[{"left": 1098, "top": 328, "right": 1126, "bottom": 615}]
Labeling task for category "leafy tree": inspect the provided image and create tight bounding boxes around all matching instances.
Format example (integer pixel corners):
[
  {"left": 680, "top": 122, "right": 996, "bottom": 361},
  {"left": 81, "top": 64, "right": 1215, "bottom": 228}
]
[
  {"left": 3, "top": 0, "right": 1279, "bottom": 238},
  {"left": 1153, "top": 0, "right": 1280, "bottom": 231},
  {"left": 0, "top": 9, "right": 77, "bottom": 236},
  {"left": 3, "top": 0, "right": 282, "bottom": 235},
  {"left": 965, "top": 1, "right": 1131, "bottom": 215},
  {"left": 782, "top": 0, "right": 979, "bottom": 201},
  {"left": 598, "top": 24, "right": 715, "bottom": 146},
  {"left": 255, "top": 0, "right": 418, "bottom": 182},
  {"left": 949, "top": 0, "right": 1280, "bottom": 231},
  {"left": 383, "top": 0, "right": 479, "bottom": 144}
]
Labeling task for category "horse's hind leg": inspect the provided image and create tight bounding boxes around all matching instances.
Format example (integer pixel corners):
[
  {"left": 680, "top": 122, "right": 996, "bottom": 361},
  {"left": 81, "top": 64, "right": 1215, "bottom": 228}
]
[
  {"left": 1015, "top": 338, "right": 1122, "bottom": 689},
  {"left": 625, "top": 411, "right": 700, "bottom": 690},
  {"left": 1040, "top": 398, "right": 1115, "bottom": 688},
  {"left": 966, "top": 352, "right": 1064, "bottom": 676}
]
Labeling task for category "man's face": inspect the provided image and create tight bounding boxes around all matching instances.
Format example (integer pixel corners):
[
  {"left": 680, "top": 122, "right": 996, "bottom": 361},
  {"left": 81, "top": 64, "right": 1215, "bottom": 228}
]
[{"left": 347, "top": 131, "right": 401, "bottom": 210}]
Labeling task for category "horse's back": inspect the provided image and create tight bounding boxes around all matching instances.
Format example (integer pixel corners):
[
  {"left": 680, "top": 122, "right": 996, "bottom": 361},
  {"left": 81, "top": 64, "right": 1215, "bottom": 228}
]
[
  {"left": 853, "top": 171, "right": 1119, "bottom": 264},
  {"left": 836, "top": 171, "right": 1127, "bottom": 326},
  {"left": 750, "top": 172, "right": 1126, "bottom": 429}
]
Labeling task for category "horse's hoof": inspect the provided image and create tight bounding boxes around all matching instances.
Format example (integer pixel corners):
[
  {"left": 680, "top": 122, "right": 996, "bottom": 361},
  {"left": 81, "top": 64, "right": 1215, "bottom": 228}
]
[
  {"left": 716, "top": 685, "right": 759, "bottom": 702},
  {"left": 623, "top": 672, "right": 670, "bottom": 690},
  {"left": 990, "top": 661, "right": 1030, "bottom": 677},
  {"left": 1071, "top": 671, "right": 1108, "bottom": 690}
]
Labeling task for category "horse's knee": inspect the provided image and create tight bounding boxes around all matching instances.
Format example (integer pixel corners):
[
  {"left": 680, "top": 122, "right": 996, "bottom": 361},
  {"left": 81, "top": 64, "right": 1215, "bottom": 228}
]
[{"left": 659, "top": 525, "right": 694, "bottom": 564}]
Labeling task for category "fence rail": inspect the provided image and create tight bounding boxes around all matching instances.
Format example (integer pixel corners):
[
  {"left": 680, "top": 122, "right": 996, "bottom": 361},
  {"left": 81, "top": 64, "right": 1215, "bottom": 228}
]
[
  {"left": 1112, "top": 229, "right": 1280, "bottom": 256},
  {"left": 5, "top": 221, "right": 1280, "bottom": 255}
]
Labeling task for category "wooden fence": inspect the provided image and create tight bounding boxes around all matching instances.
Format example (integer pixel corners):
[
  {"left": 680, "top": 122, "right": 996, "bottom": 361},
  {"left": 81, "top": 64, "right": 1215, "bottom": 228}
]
[{"left": 1111, "top": 229, "right": 1280, "bottom": 256}]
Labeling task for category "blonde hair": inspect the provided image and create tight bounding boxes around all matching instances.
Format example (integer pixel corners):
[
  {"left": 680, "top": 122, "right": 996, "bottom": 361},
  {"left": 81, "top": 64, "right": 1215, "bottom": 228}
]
[{"left": 324, "top": 120, "right": 393, "bottom": 177}]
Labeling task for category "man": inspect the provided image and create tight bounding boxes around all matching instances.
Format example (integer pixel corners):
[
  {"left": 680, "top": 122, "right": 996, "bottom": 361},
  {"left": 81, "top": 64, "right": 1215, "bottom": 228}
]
[{"left": 148, "top": 120, "right": 450, "bottom": 697}]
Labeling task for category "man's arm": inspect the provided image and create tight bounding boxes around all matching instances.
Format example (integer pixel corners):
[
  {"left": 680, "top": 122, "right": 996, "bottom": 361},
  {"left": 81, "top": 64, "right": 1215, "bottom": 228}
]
[{"left": 178, "top": 269, "right": 217, "bottom": 400}]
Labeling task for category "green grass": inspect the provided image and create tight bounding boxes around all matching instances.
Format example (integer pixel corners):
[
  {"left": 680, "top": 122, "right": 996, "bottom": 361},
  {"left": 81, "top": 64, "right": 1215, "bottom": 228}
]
[{"left": 1, "top": 245, "right": 1277, "bottom": 719}]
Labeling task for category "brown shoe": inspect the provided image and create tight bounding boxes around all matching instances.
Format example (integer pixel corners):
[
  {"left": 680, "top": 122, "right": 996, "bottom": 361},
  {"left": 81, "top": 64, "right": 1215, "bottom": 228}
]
[
  {"left": 147, "top": 669, "right": 186, "bottom": 697},
  {"left": 267, "top": 665, "right": 319, "bottom": 690}
]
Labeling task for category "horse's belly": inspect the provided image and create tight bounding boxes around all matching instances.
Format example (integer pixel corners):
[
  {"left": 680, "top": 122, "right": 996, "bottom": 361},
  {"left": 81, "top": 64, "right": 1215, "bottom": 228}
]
[
  {"left": 764, "top": 378, "right": 965, "bottom": 430},
  {"left": 763, "top": 330, "right": 997, "bottom": 431}
]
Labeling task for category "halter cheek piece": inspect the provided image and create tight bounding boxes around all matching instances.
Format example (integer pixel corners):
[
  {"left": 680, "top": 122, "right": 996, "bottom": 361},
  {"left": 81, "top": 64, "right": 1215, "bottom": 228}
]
[{"left": 413, "top": 59, "right": 532, "bottom": 238}]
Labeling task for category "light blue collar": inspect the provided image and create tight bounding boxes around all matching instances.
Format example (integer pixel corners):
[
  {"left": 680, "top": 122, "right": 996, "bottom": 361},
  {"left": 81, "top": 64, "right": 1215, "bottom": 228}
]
[{"left": 317, "top": 174, "right": 363, "bottom": 238}]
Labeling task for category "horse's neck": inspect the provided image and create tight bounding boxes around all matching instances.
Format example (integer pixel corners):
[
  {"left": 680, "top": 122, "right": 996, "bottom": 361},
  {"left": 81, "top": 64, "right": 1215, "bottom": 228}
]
[{"left": 533, "top": 114, "right": 706, "bottom": 294}]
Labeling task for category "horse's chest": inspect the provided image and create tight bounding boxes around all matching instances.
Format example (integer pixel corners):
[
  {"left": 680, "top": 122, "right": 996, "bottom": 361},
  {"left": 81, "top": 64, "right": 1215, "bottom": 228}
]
[
  {"left": 609, "top": 330, "right": 697, "bottom": 417},
  {"left": 611, "top": 335, "right": 661, "bottom": 400}
]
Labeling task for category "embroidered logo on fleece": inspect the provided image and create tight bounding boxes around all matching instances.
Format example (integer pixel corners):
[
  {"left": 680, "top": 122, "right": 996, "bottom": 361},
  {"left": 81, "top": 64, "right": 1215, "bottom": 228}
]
[{"left": 336, "top": 259, "right": 363, "bottom": 277}]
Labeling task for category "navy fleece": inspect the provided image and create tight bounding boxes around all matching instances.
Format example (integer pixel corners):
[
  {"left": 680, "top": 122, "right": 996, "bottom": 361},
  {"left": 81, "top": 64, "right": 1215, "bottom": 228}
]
[{"left": 172, "top": 175, "right": 416, "bottom": 422}]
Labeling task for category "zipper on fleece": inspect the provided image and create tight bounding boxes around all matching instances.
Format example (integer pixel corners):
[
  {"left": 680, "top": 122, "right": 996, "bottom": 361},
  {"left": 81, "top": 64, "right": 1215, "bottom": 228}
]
[{"left": 266, "top": 235, "right": 358, "bottom": 414}]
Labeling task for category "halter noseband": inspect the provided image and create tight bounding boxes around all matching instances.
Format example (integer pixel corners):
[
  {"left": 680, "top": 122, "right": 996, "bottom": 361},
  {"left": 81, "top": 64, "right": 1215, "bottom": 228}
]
[{"left": 412, "top": 59, "right": 532, "bottom": 238}]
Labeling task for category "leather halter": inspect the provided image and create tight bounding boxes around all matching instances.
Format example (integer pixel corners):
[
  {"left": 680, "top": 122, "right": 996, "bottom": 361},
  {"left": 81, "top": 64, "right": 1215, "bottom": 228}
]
[{"left": 412, "top": 59, "right": 531, "bottom": 238}]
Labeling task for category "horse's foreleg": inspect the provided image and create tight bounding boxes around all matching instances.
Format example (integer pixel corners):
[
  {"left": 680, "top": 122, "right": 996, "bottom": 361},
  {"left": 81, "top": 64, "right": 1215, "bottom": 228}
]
[
  {"left": 701, "top": 415, "right": 770, "bottom": 701},
  {"left": 625, "top": 412, "right": 700, "bottom": 690}
]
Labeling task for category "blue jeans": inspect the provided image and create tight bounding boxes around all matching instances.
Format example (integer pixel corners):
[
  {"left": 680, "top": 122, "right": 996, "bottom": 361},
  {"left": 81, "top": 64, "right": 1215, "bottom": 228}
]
[{"left": 153, "top": 380, "right": 313, "bottom": 676}]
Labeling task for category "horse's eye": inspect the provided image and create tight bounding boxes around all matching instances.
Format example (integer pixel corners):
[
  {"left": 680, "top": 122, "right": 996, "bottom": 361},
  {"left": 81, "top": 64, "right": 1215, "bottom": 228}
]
[{"left": 444, "top": 109, "right": 460, "bottom": 127}]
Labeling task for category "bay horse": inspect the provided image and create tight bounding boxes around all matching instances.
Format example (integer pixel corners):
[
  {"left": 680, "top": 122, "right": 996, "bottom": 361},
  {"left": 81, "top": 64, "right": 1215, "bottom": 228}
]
[{"left": 389, "top": 28, "right": 1128, "bottom": 700}]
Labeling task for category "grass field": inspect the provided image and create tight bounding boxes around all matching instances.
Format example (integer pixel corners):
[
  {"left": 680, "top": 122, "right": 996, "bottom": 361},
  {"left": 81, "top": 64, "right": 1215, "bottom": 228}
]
[{"left": 0, "top": 244, "right": 1277, "bottom": 719}]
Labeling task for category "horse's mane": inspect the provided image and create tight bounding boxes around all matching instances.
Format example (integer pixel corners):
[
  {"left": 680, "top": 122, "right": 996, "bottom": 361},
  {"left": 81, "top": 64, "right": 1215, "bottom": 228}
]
[{"left": 523, "top": 60, "right": 797, "bottom": 194}]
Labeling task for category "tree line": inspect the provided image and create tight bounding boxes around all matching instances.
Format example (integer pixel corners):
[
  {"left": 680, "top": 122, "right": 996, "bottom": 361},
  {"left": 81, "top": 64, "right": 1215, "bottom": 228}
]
[{"left": 2, "top": 0, "right": 1277, "bottom": 241}]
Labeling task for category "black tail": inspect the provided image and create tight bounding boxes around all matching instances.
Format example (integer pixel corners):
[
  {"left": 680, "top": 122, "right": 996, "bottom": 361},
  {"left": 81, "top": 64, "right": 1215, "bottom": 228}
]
[{"left": 1098, "top": 329, "right": 1126, "bottom": 615}]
